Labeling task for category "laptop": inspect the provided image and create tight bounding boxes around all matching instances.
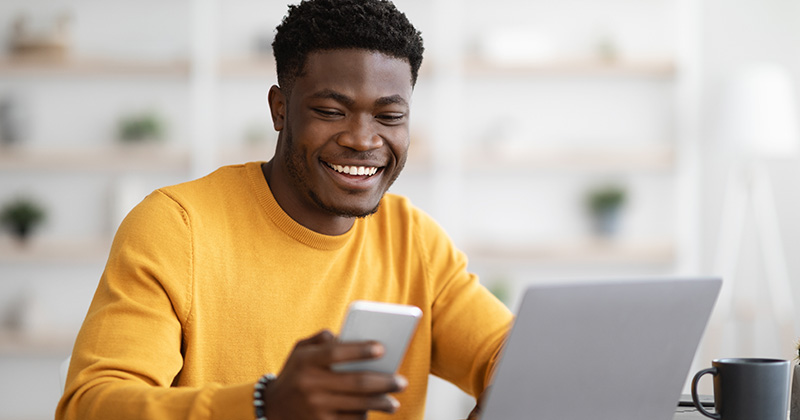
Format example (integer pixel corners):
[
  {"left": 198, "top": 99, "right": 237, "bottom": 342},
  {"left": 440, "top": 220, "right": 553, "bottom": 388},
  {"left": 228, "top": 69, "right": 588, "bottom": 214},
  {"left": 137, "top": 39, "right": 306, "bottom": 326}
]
[{"left": 480, "top": 277, "right": 721, "bottom": 420}]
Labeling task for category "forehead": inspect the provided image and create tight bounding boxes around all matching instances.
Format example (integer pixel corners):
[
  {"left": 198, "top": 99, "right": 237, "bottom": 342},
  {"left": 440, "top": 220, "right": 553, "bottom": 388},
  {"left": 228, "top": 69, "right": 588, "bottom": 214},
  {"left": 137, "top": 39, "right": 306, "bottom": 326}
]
[{"left": 292, "top": 49, "right": 413, "bottom": 104}]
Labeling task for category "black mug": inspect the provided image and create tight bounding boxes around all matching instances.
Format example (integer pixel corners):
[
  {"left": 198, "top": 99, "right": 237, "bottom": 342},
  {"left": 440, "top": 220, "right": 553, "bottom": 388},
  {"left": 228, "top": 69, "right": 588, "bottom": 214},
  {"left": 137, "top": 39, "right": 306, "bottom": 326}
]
[{"left": 691, "top": 358, "right": 790, "bottom": 420}]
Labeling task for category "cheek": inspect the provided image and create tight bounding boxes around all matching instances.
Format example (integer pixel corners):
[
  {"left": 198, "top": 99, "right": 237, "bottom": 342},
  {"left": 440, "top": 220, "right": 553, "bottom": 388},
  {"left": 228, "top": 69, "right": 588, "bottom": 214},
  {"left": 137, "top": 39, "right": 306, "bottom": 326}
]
[
  {"left": 388, "top": 129, "right": 411, "bottom": 156},
  {"left": 293, "top": 120, "right": 335, "bottom": 151},
  {"left": 287, "top": 125, "right": 325, "bottom": 157}
]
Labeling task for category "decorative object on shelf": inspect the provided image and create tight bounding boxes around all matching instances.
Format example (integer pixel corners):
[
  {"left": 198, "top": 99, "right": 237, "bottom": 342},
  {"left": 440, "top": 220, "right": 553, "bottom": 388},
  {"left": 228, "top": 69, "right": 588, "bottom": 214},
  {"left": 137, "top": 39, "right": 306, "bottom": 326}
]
[
  {"left": 0, "top": 196, "right": 47, "bottom": 244},
  {"left": 585, "top": 184, "right": 626, "bottom": 237},
  {"left": 244, "top": 121, "right": 271, "bottom": 146},
  {"left": 594, "top": 33, "right": 619, "bottom": 63},
  {"left": 474, "top": 27, "right": 557, "bottom": 66},
  {"left": 0, "top": 94, "right": 27, "bottom": 147},
  {"left": 486, "top": 275, "right": 511, "bottom": 306},
  {"left": 117, "top": 111, "right": 166, "bottom": 143},
  {"left": 8, "top": 13, "right": 72, "bottom": 59},
  {"left": 0, "top": 290, "right": 32, "bottom": 333}
]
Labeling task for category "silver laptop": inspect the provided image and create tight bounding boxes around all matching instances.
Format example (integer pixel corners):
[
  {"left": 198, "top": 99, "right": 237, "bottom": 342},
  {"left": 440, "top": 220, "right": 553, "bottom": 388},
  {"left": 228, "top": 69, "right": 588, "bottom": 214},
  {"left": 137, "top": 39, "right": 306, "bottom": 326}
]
[{"left": 480, "top": 277, "right": 721, "bottom": 420}]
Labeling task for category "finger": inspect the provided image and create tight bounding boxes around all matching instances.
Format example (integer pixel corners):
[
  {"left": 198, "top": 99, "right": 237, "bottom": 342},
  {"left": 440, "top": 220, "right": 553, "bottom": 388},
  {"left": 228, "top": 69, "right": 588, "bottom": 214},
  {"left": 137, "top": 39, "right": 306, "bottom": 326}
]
[
  {"left": 298, "top": 340, "right": 383, "bottom": 368},
  {"left": 327, "top": 340, "right": 384, "bottom": 364},
  {"left": 319, "top": 372, "right": 407, "bottom": 394},
  {"left": 317, "top": 393, "right": 400, "bottom": 413},
  {"left": 296, "top": 330, "right": 335, "bottom": 347},
  {"left": 337, "top": 412, "right": 368, "bottom": 420},
  {"left": 288, "top": 330, "right": 337, "bottom": 365},
  {"left": 294, "top": 370, "right": 406, "bottom": 395}
]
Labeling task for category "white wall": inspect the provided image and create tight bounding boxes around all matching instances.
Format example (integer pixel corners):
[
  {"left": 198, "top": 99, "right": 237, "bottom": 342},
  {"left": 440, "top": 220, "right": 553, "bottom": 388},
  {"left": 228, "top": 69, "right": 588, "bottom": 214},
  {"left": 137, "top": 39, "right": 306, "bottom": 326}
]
[
  {"left": 2, "top": 0, "right": 800, "bottom": 418},
  {"left": 697, "top": 0, "right": 800, "bottom": 357},
  {"left": 682, "top": 0, "right": 800, "bottom": 395}
]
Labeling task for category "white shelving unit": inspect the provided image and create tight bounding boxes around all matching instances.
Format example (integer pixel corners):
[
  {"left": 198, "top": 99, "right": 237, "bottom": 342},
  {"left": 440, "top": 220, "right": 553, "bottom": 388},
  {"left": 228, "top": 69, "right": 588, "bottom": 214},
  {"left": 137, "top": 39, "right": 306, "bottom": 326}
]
[
  {"left": 0, "top": 56, "right": 190, "bottom": 76},
  {"left": 403, "top": 0, "right": 697, "bottom": 411},
  {"left": 0, "top": 0, "right": 700, "bottom": 418},
  {"left": 400, "top": 0, "right": 694, "bottom": 283}
]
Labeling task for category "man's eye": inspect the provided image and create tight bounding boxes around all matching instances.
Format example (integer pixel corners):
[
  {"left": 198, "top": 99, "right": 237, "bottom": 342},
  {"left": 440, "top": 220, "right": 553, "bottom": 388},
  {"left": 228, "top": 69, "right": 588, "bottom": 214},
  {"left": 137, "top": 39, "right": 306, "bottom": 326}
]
[
  {"left": 376, "top": 114, "right": 405, "bottom": 123},
  {"left": 314, "top": 108, "right": 343, "bottom": 117}
]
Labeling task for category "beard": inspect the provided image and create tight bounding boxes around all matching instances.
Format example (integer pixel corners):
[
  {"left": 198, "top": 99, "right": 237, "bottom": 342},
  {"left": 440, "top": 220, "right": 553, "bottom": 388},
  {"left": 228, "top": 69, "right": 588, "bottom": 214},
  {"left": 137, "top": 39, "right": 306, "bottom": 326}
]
[{"left": 281, "top": 129, "right": 404, "bottom": 219}]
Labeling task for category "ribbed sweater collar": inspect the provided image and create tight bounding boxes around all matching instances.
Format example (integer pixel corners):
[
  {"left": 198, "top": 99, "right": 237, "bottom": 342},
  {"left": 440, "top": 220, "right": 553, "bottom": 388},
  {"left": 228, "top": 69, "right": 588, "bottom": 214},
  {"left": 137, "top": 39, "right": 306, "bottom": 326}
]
[{"left": 246, "top": 161, "right": 356, "bottom": 251}]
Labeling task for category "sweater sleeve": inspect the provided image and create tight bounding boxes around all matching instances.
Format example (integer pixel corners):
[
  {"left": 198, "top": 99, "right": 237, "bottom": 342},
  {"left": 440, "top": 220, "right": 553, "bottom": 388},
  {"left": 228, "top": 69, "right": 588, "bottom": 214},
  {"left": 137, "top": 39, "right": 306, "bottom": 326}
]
[
  {"left": 417, "top": 212, "right": 514, "bottom": 398},
  {"left": 55, "top": 190, "right": 254, "bottom": 420}
]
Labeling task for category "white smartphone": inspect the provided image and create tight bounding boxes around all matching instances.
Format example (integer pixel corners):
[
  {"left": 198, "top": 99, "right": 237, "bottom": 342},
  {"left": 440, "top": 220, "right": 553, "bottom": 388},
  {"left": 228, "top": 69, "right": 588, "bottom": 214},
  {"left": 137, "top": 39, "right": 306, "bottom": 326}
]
[{"left": 332, "top": 300, "right": 422, "bottom": 374}]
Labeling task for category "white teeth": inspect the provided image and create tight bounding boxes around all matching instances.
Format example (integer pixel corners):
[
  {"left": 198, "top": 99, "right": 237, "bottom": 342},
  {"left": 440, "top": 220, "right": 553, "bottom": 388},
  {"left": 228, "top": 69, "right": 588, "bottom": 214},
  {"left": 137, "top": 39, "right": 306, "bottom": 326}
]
[{"left": 328, "top": 163, "right": 378, "bottom": 176}]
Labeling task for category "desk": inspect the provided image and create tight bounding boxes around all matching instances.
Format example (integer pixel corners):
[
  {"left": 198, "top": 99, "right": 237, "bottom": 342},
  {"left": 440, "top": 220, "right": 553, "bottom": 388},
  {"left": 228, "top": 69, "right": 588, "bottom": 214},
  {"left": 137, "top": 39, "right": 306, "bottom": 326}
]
[{"left": 674, "top": 406, "right": 712, "bottom": 419}]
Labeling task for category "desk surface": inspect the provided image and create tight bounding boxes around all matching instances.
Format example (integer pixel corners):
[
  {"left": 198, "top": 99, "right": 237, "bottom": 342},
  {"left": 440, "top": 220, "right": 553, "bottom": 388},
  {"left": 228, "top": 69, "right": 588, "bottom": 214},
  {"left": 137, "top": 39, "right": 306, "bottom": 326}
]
[{"left": 674, "top": 407, "right": 710, "bottom": 420}]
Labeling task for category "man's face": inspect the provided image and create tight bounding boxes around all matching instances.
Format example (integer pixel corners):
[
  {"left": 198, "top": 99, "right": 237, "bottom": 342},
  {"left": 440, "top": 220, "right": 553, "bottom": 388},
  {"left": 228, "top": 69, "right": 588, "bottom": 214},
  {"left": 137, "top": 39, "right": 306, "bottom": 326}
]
[{"left": 267, "top": 49, "right": 413, "bottom": 233}]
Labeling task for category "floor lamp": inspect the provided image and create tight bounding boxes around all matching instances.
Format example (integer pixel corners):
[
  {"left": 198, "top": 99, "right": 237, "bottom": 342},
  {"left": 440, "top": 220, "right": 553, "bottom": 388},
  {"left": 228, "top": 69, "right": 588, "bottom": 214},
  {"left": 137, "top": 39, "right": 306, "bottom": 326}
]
[{"left": 711, "top": 63, "right": 799, "bottom": 358}]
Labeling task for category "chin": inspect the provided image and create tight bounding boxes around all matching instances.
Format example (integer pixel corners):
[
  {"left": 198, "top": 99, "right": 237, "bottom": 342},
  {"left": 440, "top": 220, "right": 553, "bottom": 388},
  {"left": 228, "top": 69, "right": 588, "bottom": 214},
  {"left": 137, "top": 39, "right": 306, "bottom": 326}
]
[
  {"left": 311, "top": 191, "right": 383, "bottom": 219},
  {"left": 334, "top": 201, "right": 382, "bottom": 219}
]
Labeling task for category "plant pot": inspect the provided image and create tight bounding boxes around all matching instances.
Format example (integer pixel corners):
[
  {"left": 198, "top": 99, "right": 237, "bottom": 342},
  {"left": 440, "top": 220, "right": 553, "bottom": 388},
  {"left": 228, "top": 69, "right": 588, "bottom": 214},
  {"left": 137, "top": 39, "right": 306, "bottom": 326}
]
[
  {"left": 9, "top": 222, "right": 33, "bottom": 244},
  {"left": 591, "top": 207, "right": 621, "bottom": 237}
]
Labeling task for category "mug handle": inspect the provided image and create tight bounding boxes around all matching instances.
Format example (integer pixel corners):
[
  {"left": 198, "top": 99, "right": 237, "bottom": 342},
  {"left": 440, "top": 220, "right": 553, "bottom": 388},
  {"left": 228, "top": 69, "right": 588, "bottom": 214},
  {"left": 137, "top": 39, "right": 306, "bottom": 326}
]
[{"left": 691, "top": 367, "right": 720, "bottom": 419}]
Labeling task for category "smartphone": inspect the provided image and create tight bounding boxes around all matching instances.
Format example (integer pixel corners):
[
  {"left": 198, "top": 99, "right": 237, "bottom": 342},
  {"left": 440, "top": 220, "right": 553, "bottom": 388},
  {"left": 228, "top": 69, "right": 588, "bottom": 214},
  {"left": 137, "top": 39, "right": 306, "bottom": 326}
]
[{"left": 332, "top": 300, "right": 422, "bottom": 374}]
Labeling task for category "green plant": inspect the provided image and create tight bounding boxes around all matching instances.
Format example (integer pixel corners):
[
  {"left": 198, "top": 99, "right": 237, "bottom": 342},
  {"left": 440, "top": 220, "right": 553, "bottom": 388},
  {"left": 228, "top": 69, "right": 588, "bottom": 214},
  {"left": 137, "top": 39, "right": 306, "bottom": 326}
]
[
  {"left": 488, "top": 278, "right": 511, "bottom": 307},
  {"left": 0, "top": 197, "right": 46, "bottom": 240},
  {"left": 587, "top": 185, "right": 626, "bottom": 214},
  {"left": 118, "top": 111, "right": 165, "bottom": 142},
  {"left": 586, "top": 185, "right": 627, "bottom": 237}
]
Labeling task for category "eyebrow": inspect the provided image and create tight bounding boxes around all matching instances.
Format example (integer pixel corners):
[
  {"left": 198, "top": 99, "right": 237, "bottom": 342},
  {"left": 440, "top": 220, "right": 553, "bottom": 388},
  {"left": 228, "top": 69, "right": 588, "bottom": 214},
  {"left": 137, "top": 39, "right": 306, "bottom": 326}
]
[
  {"left": 311, "top": 89, "right": 354, "bottom": 106},
  {"left": 310, "top": 89, "right": 408, "bottom": 108},
  {"left": 375, "top": 94, "right": 408, "bottom": 107}
]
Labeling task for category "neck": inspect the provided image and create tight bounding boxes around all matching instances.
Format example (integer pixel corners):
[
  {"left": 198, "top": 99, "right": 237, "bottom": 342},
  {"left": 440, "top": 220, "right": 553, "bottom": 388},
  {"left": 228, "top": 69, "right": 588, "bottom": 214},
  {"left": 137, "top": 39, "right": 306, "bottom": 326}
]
[{"left": 261, "top": 161, "right": 355, "bottom": 236}]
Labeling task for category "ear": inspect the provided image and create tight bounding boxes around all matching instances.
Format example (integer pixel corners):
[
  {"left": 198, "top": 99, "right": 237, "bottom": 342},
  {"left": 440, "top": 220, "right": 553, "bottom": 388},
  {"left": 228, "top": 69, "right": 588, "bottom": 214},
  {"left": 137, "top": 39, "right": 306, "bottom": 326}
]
[{"left": 267, "top": 85, "right": 286, "bottom": 131}]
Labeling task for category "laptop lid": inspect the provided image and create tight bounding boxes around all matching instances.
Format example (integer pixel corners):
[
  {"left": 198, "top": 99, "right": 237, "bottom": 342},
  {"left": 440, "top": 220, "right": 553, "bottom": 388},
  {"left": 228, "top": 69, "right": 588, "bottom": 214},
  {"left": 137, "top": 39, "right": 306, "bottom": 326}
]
[{"left": 480, "top": 277, "right": 721, "bottom": 420}]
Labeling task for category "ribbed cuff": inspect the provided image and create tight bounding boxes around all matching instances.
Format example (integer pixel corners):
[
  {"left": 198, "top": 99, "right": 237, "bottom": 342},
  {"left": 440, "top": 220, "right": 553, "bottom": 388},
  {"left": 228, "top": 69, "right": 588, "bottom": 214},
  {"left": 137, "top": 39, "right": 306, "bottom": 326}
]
[{"left": 208, "top": 382, "right": 256, "bottom": 420}]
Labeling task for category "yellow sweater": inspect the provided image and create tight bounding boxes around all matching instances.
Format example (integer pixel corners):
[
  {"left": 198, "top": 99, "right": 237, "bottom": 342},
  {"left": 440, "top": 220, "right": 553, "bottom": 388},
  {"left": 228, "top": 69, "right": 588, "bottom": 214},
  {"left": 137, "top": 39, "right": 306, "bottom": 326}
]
[{"left": 56, "top": 161, "right": 513, "bottom": 420}]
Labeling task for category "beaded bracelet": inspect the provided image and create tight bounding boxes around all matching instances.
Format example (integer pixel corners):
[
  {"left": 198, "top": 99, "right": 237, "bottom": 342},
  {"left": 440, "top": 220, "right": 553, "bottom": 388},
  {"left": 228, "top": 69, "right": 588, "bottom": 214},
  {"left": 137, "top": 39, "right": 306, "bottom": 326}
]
[{"left": 253, "top": 373, "right": 276, "bottom": 420}]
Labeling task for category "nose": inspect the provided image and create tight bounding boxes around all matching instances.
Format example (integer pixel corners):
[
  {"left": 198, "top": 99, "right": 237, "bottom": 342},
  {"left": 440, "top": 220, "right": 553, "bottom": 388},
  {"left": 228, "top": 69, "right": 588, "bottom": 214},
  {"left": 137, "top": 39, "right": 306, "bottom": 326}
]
[{"left": 337, "top": 115, "right": 382, "bottom": 151}]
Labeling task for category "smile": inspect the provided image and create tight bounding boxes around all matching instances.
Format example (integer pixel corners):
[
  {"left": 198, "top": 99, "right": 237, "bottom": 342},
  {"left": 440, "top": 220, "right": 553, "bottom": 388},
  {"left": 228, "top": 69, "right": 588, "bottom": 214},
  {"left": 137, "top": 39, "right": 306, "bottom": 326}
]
[{"left": 325, "top": 162, "right": 379, "bottom": 176}]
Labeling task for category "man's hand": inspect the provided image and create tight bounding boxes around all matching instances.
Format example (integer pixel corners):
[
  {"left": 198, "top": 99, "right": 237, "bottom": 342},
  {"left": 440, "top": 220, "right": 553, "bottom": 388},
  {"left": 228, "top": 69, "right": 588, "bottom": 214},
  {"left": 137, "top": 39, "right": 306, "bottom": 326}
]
[{"left": 263, "top": 330, "right": 408, "bottom": 420}]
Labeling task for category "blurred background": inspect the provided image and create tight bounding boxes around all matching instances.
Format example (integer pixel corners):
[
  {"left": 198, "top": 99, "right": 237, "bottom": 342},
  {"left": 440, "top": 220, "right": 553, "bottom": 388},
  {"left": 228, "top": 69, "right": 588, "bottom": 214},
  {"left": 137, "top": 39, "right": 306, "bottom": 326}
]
[{"left": 1, "top": 0, "right": 800, "bottom": 419}]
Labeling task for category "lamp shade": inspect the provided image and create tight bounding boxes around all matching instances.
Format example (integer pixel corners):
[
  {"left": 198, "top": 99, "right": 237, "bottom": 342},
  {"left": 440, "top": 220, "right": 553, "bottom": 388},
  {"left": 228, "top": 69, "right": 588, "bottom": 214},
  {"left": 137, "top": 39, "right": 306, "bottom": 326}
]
[{"left": 719, "top": 63, "right": 800, "bottom": 158}]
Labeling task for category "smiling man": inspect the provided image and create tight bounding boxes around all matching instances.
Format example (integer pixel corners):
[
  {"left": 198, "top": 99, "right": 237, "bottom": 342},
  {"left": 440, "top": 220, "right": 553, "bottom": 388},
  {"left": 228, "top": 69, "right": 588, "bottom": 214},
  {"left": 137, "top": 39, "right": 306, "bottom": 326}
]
[
  {"left": 56, "top": 1, "right": 512, "bottom": 420},
  {"left": 265, "top": 48, "right": 413, "bottom": 234}
]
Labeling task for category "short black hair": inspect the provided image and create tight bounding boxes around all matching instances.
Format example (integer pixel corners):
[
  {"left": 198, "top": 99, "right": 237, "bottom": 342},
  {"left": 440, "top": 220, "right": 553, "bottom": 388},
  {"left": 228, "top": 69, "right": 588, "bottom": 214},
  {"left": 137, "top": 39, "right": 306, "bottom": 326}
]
[{"left": 272, "top": 0, "right": 424, "bottom": 91}]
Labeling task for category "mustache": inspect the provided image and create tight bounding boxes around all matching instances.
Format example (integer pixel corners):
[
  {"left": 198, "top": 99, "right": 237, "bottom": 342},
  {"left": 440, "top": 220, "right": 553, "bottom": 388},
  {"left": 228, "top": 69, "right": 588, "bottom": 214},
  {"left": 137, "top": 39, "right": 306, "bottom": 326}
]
[{"left": 325, "top": 151, "right": 385, "bottom": 162}]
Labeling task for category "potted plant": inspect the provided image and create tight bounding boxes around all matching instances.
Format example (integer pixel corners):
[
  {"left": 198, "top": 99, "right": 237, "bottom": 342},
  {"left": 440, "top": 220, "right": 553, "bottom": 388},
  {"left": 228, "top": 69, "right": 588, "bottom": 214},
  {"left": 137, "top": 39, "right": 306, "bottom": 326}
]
[
  {"left": 117, "top": 111, "right": 165, "bottom": 143},
  {"left": 0, "top": 197, "right": 46, "bottom": 243},
  {"left": 585, "top": 184, "right": 626, "bottom": 237}
]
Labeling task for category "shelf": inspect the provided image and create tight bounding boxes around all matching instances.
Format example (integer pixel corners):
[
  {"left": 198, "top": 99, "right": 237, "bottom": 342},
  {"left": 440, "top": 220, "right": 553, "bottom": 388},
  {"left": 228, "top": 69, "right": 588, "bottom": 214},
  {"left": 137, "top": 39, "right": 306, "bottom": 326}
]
[
  {"left": 216, "top": 144, "right": 275, "bottom": 167},
  {"left": 463, "top": 57, "right": 676, "bottom": 77},
  {"left": 0, "top": 236, "right": 111, "bottom": 264},
  {"left": 0, "top": 330, "right": 75, "bottom": 356},
  {"left": 0, "top": 55, "right": 279, "bottom": 78},
  {"left": 464, "top": 238, "right": 675, "bottom": 266},
  {"left": 219, "top": 56, "right": 275, "bottom": 78},
  {"left": 463, "top": 145, "right": 674, "bottom": 173},
  {"left": 0, "top": 55, "right": 190, "bottom": 77},
  {"left": 0, "top": 146, "right": 191, "bottom": 173}
]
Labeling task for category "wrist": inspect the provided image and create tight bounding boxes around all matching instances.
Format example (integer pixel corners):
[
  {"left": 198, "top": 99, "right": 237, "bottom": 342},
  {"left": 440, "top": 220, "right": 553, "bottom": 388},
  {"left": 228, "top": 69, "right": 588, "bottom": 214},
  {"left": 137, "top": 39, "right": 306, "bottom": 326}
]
[{"left": 253, "top": 373, "right": 276, "bottom": 420}]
